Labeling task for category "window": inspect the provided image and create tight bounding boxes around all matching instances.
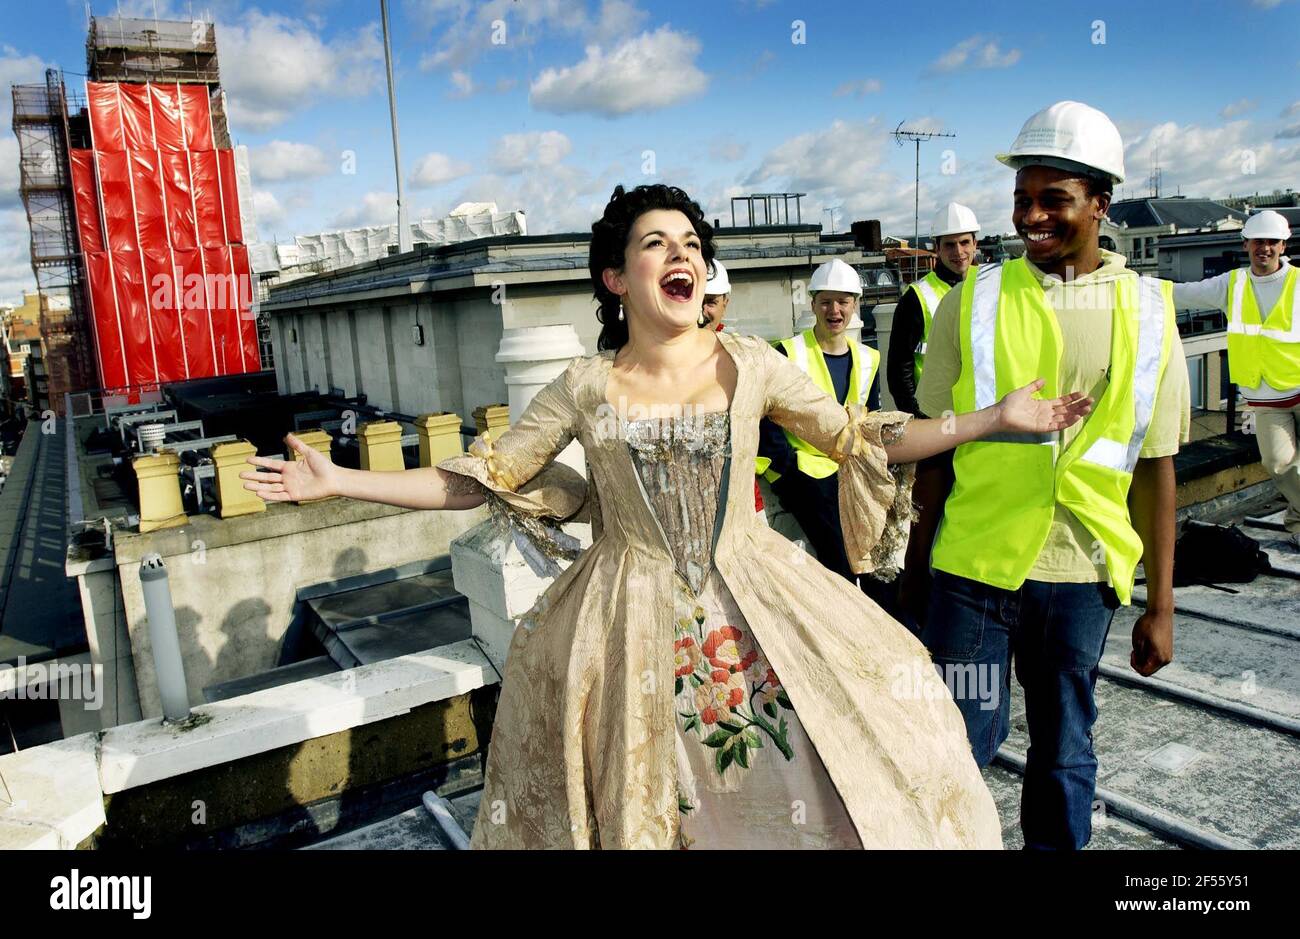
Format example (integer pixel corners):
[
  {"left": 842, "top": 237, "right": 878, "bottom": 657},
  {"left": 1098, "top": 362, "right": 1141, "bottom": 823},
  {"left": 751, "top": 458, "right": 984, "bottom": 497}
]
[
  {"left": 1186, "top": 354, "right": 1205, "bottom": 409},
  {"left": 1144, "top": 238, "right": 1155, "bottom": 259}
]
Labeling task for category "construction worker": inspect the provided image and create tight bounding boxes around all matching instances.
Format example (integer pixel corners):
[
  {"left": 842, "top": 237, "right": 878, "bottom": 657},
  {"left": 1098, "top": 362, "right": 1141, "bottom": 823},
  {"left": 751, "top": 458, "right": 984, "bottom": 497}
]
[
  {"left": 1173, "top": 210, "right": 1300, "bottom": 548},
  {"left": 887, "top": 202, "right": 980, "bottom": 417},
  {"left": 757, "top": 258, "right": 889, "bottom": 605},
  {"left": 908, "top": 101, "right": 1190, "bottom": 850},
  {"left": 701, "top": 259, "right": 730, "bottom": 331}
]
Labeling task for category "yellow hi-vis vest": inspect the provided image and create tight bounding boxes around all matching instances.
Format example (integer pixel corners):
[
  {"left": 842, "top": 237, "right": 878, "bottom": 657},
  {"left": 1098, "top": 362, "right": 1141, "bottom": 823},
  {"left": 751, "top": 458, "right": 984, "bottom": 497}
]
[
  {"left": 754, "top": 328, "right": 881, "bottom": 482},
  {"left": 930, "top": 258, "right": 1174, "bottom": 605},
  {"left": 907, "top": 269, "right": 952, "bottom": 381},
  {"left": 1225, "top": 265, "right": 1300, "bottom": 390}
]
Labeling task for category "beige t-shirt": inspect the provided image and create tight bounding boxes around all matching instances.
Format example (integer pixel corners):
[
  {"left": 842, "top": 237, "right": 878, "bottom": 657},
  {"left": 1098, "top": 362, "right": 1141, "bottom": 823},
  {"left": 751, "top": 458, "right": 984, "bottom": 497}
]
[{"left": 916, "top": 249, "right": 1191, "bottom": 583}]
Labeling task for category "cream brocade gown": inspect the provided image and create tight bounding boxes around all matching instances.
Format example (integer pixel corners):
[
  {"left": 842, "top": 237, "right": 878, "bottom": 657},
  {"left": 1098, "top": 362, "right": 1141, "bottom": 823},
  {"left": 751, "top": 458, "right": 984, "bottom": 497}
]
[
  {"left": 627, "top": 413, "right": 862, "bottom": 848},
  {"left": 437, "top": 331, "right": 1004, "bottom": 850}
]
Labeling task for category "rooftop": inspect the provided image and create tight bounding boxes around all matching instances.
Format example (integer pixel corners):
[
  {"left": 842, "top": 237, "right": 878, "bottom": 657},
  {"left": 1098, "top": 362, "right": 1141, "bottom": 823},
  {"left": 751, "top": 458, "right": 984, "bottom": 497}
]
[
  {"left": 1108, "top": 196, "right": 1247, "bottom": 231},
  {"left": 262, "top": 223, "right": 885, "bottom": 310}
]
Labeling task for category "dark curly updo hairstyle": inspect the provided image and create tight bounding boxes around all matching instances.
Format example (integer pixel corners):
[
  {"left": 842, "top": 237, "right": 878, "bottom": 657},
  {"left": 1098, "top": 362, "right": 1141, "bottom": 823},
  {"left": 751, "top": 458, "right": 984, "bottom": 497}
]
[{"left": 589, "top": 184, "right": 715, "bottom": 351}]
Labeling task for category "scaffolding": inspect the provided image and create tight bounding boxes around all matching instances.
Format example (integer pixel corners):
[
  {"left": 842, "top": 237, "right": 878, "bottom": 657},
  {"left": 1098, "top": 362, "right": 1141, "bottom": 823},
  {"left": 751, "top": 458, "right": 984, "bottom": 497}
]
[
  {"left": 729, "top": 193, "right": 806, "bottom": 228},
  {"left": 85, "top": 16, "right": 232, "bottom": 149},
  {"left": 86, "top": 15, "right": 220, "bottom": 84},
  {"left": 11, "top": 70, "right": 96, "bottom": 416}
]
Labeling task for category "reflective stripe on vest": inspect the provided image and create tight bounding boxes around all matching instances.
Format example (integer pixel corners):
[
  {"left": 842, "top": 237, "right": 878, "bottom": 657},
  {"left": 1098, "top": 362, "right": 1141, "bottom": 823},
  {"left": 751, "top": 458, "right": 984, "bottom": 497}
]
[
  {"left": 1225, "top": 265, "right": 1300, "bottom": 390},
  {"left": 931, "top": 258, "right": 1173, "bottom": 604},
  {"left": 755, "top": 329, "right": 879, "bottom": 481}
]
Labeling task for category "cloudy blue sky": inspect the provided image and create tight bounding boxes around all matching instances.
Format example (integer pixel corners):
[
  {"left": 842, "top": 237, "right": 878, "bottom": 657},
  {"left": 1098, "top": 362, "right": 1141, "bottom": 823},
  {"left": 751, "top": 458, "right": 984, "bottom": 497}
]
[{"left": 2, "top": 0, "right": 1299, "bottom": 305}]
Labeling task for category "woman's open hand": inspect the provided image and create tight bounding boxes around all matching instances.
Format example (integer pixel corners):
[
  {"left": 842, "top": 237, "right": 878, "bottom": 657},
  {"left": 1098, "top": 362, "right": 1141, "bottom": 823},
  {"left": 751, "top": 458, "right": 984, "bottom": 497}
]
[
  {"left": 995, "top": 379, "right": 1093, "bottom": 435},
  {"left": 239, "top": 432, "right": 340, "bottom": 502}
]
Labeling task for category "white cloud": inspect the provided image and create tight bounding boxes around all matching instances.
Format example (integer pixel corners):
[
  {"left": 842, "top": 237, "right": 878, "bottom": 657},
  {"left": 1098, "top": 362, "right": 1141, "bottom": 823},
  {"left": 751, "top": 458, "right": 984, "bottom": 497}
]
[
  {"left": 708, "top": 139, "right": 748, "bottom": 163},
  {"left": 330, "top": 191, "right": 401, "bottom": 229},
  {"left": 0, "top": 208, "right": 36, "bottom": 308},
  {"left": 590, "top": 0, "right": 650, "bottom": 45},
  {"left": 0, "top": 47, "right": 53, "bottom": 306},
  {"left": 416, "top": 0, "right": 585, "bottom": 72},
  {"left": 745, "top": 120, "right": 904, "bottom": 223},
  {"left": 833, "top": 78, "right": 882, "bottom": 98},
  {"left": 410, "top": 151, "right": 473, "bottom": 187},
  {"left": 445, "top": 163, "right": 612, "bottom": 233},
  {"left": 898, "top": 116, "right": 946, "bottom": 135},
  {"left": 0, "top": 47, "right": 48, "bottom": 119},
  {"left": 0, "top": 138, "right": 21, "bottom": 209},
  {"left": 748, "top": 50, "right": 776, "bottom": 76},
  {"left": 530, "top": 26, "right": 707, "bottom": 117},
  {"left": 252, "top": 190, "right": 286, "bottom": 229},
  {"left": 491, "top": 131, "right": 572, "bottom": 173},
  {"left": 249, "top": 141, "right": 333, "bottom": 182},
  {"left": 1219, "top": 98, "right": 1257, "bottom": 119},
  {"left": 928, "top": 35, "right": 1020, "bottom": 73},
  {"left": 740, "top": 119, "right": 1012, "bottom": 238},
  {"left": 1283, "top": 100, "right": 1300, "bottom": 118},
  {"left": 448, "top": 70, "right": 475, "bottom": 98},
  {"left": 1122, "top": 119, "right": 1300, "bottom": 200},
  {"left": 218, "top": 11, "right": 384, "bottom": 133}
]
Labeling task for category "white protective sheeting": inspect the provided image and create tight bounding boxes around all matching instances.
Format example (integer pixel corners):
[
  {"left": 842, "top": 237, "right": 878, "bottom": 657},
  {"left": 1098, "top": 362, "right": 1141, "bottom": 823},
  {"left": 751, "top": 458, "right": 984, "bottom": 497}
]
[{"left": 288, "top": 202, "right": 527, "bottom": 272}]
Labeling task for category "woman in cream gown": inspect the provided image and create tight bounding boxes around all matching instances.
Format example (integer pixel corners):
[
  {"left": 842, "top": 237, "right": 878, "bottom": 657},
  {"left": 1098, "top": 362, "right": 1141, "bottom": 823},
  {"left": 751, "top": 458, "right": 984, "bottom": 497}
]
[{"left": 242, "top": 184, "right": 1092, "bottom": 850}]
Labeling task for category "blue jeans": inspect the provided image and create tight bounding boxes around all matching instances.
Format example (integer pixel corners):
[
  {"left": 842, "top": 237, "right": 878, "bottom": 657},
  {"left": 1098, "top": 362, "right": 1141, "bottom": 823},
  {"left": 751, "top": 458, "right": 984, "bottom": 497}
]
[{"left": 921, "top": 570, "right": 1118, "bottom": 850}]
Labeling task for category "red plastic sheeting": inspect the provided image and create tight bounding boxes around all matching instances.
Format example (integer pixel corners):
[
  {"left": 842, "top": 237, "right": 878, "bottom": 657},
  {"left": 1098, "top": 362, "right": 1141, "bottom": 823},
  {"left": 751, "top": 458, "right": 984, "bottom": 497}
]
[
  {"left": 147, "top": 84, "right": 185, "bottom": 152},
  {"left": 189, "top": 150, "right": 225, "bottom": 249},
  {"left": 129, "top": 150, "right": 169, "bottom": 253},
  {"left": 110, "top": 250, "right": 157, "bottom": 385},
  {"left": 158, "top": 150, "right": 197, "bottom": 251},
  {"left": 93, "top": 151, "right": 137, "bottom": 253},
  {"left": 216, "top": 148, "right": 243, "bottom": 245},
  {"left": 179, "top": 85, "right": 213, "bottom": 151},
  {"left": 231, "top": 245, "right": 258, "bottom": 366},
  {"left": 84, "top": 252, "right": 127, "bottom": 391},
  {"left": 142, "top": 248, "right": 187, "bottom": 382},
  {"left": 202, "top": 245, "right": 241, "bottom": 374},
  {"left": 82, "top": 80, "right": 254, "bottom": 390},
  {"left": 69, "top": 150, "right": 104, "bottom": 254},
  {"left": 171, "top": 249, "right": 216, "bottom": 377},
  {"left": 86, "top": 82, "right": 124, "bottom": 151},
  {"left": 117, "top": 84, "right": 154, "bottom": 150}
]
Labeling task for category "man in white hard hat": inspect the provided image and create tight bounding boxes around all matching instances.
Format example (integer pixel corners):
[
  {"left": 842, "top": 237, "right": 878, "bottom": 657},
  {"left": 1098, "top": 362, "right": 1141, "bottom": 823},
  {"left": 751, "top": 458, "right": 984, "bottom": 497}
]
[
  {"left": 700, "top": 259, "right": 731, "bottom": 331},
  {"left": 757, "top": 258, "right": 889, "bottom": 604},
  {"left": 908, "top": 101, "right": 1189, "bottom": 850},
  {"left": 887, "top": 202, "right": 980, "bottom": 417},
  {"left": 1173, "top": 210, "right": 1300, "bottom": 548}
]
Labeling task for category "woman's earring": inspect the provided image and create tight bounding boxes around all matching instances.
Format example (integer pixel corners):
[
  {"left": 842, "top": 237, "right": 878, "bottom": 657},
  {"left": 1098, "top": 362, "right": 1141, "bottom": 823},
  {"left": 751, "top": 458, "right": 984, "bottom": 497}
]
[{"left": 617, "top": 302, "right": 624, "bottom": 322}]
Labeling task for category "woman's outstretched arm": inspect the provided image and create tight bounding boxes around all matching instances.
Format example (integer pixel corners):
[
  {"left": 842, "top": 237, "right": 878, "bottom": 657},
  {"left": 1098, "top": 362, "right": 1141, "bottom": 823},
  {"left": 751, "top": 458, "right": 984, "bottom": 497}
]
[
  {"left": 240, "top": 433, "right": 487, "bottom": 510},
  {"left": 763, "top": 340, "right": 1092, "bottom": 464},
  {"left": 881, "top": 378, "right": 1092, "bottom": 464},
  {"left": 243, "top": 363, "right": 581, "bottom": 512}
]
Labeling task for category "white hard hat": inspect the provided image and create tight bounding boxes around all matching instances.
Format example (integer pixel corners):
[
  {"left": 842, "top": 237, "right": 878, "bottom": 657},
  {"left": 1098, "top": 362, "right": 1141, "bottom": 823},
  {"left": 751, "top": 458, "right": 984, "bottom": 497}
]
[
  {"left": 809, "top": 258, "right": 862, "bottom": 296},
  {"left": 931, "top": 202, "right": 980, "bottom": 238},
  {"left": 705, "top": 259, "right": 731, "bottom": 294},
  {"left": 996, "top": 100, "right": 1126, "bottom": 184},
  {"left": 1242, "top": 210, "right": 1291, "bottom": 241}
]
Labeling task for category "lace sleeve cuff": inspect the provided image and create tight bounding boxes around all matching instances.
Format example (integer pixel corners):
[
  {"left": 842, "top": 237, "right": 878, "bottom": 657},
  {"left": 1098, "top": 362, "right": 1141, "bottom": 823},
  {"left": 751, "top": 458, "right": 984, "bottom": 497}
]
[
  {"left": 831, "top": 406, "right": 917, "bottom": 581},
  {"left": 436, "top": 429, "right": 587, "bottom": 521}
]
